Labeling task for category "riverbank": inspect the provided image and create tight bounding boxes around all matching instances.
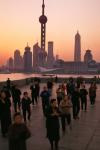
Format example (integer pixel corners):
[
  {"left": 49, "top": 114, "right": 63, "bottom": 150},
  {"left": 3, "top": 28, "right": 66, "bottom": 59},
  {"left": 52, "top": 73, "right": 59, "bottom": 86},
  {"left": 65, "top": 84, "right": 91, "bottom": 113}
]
[
  {"left": 0, "top": 76, "right": 100, "bottom": 89},
  {"left": 0, "top": 73, "right": 100, "bottom": 82}
]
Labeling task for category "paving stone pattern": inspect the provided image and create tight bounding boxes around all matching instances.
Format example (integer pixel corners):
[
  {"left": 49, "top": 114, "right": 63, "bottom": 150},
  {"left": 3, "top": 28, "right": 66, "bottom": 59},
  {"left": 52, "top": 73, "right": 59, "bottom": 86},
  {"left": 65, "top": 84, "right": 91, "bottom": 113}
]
[{"left": 0, "top": 83, "right": 100, "bottom": 150}]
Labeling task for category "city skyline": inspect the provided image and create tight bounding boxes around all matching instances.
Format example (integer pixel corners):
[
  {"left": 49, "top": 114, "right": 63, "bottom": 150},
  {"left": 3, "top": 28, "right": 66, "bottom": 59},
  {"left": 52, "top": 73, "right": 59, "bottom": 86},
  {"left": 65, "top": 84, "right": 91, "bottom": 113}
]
[{"left": 0, "top": 0, "right": 100, "bottom": 65}]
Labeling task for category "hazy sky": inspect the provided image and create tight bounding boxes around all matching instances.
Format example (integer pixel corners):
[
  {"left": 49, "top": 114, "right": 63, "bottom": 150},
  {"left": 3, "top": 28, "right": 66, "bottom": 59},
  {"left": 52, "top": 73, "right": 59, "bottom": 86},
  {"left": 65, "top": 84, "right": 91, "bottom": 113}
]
[{"left": 0, "top": 0, "right": 100, "bottom": 65}]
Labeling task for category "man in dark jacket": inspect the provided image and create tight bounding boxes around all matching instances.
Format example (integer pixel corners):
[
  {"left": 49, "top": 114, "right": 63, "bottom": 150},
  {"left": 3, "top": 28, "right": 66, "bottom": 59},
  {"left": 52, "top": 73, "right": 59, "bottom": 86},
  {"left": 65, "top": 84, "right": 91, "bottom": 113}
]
[
  {"left": 40, "top": 86, "right": 51, "bottom": 116},
  {"left": 11, "top": 85, "right": 21, "bottom": 112},
  {"left": 8, "top": 112, "right": 31, "bottom": 150},
  {"left": 21, "top": 92, "right": 32, "bottom": 122},
  {"left": 47, "top": 80, "right": 53, "bottom": 95},
  {"left": 0, "top": 90, "right": 11, "bottom": 137},
  {"left": 80, "top": 85, "right": 88, "bottom": 111},
  {"left": 71, "top": 87, "right": 80, "bottom": 119},
  {"left": 30, "top": 81, "right": 39, "bottom": 106},
  {"left": 66, "top": 78, "right": 75, "bottom": 96},
  {"left": 6, "top": 78, "right": 11, "bottom": 90}
]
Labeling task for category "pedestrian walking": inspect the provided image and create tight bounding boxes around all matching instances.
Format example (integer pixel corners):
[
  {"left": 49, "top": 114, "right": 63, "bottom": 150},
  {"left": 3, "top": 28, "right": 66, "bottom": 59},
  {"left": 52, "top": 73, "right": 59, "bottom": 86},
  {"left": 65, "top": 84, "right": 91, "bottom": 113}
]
[
  {"left": 71, "top": 87, "right": 80, "bottom": 119},
  {"left": 47, "top": 80, "right": 53, "bottom": 95},
  {"left": 6, "top": 78, "right": 11, "bottom": 90},
  {"left": 40, "top": 86, "right": 51, "bottom": 115},
  {"left": 59, "top": 95, "right": 72, "bottom": 132},
  {"left": 8, "top": 112, "right": 31, "bottom": 150},
  {"left": 0, "top": 90, "right": 11, "bottom": 137},
  {"left": 45, "top": 99, "right": 60, "bottom": 150},
  {"left": 66, "top": 78, "right": 75, "bottom": 96},
  {"left": 30, "top": 82, "right": 38, "bottom": 106},
  {"left": 35, "top": 81, "right": 40, "bottom": 98},
  {"left": 11, "top": 85, "right": 21, "bottom": 112},
  {"left": 55, "top": 75, "right": 58, "bottom": 83},
  {"left": 89, "top": 82, "right": 97, "bottom": 105},
  {"left": 2, "top": 85, "right": 11, "bottom": 98},
  {"left": 21, "top": 92, "right": 32, "bottom": 123},
  {"left": 80, "top": 85, "right": 88, "bottom": 111},
  {"left": 56, "top": 85, "right": 65, "bottom": 106}
]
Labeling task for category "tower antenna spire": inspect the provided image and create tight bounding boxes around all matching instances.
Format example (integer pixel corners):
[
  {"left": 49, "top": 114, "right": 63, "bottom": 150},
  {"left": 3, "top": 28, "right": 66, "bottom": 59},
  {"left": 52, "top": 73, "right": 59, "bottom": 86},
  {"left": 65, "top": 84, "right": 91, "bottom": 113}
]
[
  {"left": 77, "top": 30, "right": 79, "bottom": 34},
  {"left": 39, "top": 0, "right": 47, "bottom": 52},
  {"left": 42, "top": 0, "right": 45, "bottom": 15},
  {"left": 39, "top": 0, "right": 47, "bottom": 65}
]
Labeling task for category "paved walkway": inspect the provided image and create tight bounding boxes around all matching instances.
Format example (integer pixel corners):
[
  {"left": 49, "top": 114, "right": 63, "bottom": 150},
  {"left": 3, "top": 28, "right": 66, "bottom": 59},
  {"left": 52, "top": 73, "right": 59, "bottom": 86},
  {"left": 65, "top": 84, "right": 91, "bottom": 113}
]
[{"left": 0, "top": 83, "right": 100, "bottom": 150}]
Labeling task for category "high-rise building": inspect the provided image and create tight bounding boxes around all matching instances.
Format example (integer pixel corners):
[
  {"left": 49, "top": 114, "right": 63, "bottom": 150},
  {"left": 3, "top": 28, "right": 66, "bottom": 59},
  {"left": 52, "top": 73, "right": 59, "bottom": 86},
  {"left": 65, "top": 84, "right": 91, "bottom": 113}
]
[
  {"left": 8, "top": 57, "right": 14, "bottom": 71},
  {"left": 23, "top": 44, "right": 32, "bottom": 72},
  {"left": 33, "top": 43, "right": 42, "bottom": 71},
  {"left": 84, "top": 49, "right": 93, "bottom": 63},
  {"left": 56, "top": 55, "right": 59, "bottom": 61},
  {"left": 39, "top": 0, "right": 47, "bottom": 65},
  {"left": 14, "top": 50, "right": 23, "bottom": 71},
  {"left": 47, "top": 41, "right": 54, "bottom": 67},
  {"left": 74, "top": 31, "right": 81, "bottom": 62}
]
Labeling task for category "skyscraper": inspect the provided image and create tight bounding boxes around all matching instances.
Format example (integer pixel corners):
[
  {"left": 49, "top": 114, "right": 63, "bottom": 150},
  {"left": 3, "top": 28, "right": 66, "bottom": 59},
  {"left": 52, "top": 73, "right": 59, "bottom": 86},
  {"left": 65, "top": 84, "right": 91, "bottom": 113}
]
[
  {"left": 47, "top": 41, "right": 54, "bottom": 67},
  {"left": 74, "top": 31, "right": 81, "bottom": 62},
  {"left": 14, "top": 50, "right": 23, "bottom": 71},
  {"left": 84, "top": 49, "right": 93, "bottom": 63},
  {"left": 56, "top": 55, "right": 59, "bottom": 61},
  {"left": 23, "top": 44, "right": 32, "bottom": 72},
  {"left": 39, "top": 0, "right": 47, "bottom": 65},
  {"left": 8, "top": 57, "right": 14, "bottom": 71},
  {"left": 33, "top": 43, "right": 41, "bottom": 71}
]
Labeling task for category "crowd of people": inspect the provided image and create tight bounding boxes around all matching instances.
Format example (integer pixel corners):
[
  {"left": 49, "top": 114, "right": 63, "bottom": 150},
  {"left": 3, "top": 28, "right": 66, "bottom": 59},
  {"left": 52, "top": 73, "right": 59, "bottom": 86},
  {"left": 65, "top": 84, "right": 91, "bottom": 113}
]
[{"left": 0, "top": 77, "right": 97, "bottom": 150}]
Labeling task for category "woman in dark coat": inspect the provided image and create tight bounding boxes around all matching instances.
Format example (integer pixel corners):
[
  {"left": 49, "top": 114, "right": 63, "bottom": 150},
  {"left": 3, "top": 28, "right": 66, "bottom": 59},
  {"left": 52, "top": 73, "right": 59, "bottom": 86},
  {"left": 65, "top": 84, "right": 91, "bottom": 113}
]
[
  {"left": 89, "top": 82, "right": 97, "bottom": 105},
  {"left": 8, "top": 112, "right": 31, "bottom": 150},
  {"left": 71, "top": 87, "right": 80, "bottom": 119},
  {"left": 45, "top": 99, "right": 60, "bottom": 150},
  {"left": 80, "top": 85, "right": 88, "bottom": 111},
  {"left": 0, "top": 90, "right": 11, "bottom": 137}
]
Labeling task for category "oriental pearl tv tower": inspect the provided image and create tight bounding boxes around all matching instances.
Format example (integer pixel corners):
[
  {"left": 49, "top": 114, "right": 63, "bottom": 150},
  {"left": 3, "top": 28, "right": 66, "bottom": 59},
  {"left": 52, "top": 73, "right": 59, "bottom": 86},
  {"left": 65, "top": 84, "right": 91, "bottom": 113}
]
[{"left": 39, "top": 0, "right": 47, "bottom": 65}]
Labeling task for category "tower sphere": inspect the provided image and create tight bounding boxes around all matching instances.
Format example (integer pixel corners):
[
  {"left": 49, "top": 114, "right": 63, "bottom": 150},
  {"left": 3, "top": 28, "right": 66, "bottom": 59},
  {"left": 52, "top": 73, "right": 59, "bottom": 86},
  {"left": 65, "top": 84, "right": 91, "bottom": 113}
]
[{"left": 39, "top": 15, "right": 47, "bottom": 24}]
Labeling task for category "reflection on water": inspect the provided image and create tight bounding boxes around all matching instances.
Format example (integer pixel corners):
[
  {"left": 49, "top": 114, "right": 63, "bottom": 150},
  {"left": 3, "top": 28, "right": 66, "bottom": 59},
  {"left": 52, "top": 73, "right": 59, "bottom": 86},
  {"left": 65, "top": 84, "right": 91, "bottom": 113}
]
[{"left": 0, "top": 73, "right": 98, "bottom": 82}]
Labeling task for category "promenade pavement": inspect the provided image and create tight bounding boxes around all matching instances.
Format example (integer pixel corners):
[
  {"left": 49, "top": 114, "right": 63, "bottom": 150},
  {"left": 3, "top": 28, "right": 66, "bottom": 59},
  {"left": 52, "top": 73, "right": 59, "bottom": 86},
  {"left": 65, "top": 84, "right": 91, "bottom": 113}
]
[{"left": 0, "top": 83, "right": 100, "bottom": 150}]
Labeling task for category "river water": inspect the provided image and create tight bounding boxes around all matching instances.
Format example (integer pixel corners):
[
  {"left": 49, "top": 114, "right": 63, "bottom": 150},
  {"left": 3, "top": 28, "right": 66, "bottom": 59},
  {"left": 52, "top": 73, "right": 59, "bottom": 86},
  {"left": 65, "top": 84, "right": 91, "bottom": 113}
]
[{"left": 0, "top": 73, "right": 99, "bottom": 82}]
